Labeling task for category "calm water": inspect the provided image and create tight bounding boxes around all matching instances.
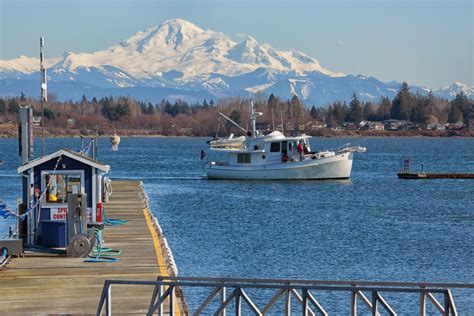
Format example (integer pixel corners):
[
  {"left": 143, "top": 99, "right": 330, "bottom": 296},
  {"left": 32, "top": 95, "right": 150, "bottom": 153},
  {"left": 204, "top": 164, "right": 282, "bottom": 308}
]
[{"left": 1, "top": 137, "right": 473, "bottom": 313}]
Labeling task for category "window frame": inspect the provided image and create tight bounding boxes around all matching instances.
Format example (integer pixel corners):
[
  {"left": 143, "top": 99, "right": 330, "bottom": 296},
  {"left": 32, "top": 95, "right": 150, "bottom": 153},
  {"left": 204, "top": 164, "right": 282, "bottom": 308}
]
[
  {"left": 270, "top": 142, "right": 281, "bottom": 152},
  {"left": 41, "top": 170, "right": 85, "bottom": 207},
  {"left": 237, "top": 153, "right": 251, "bottom": 164}
]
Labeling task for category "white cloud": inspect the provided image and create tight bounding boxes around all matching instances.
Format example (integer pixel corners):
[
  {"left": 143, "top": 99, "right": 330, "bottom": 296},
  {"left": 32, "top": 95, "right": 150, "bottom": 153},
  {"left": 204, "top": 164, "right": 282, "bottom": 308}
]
[{"left": 338, "top": 40, "right": 345, "bottom": 47}]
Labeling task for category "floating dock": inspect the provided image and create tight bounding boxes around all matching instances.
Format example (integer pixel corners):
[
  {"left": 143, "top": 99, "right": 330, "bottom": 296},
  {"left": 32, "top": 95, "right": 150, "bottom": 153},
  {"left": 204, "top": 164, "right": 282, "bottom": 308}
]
[
  {"left": 398, "top": 172, "right": 474, "bottom": 179},
  {"left": 0, "top": 180, "right": 185, "bottom": 314}
]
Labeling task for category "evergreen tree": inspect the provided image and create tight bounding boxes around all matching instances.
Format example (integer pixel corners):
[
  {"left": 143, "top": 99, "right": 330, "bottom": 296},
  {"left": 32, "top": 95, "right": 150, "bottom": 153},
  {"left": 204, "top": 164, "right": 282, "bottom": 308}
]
[
  {"left": 348, "top": 92, "right": 363, "bottom": 124},
  {"left": 267, "top": 93, "right": 277, "bottom": 109},
  {"left": 0, "top": 98, "right": 6, "bottom": 114},
  {"left": 7, "top": 99, "right": 20, "bottom": 114},
  {"left": 147, "top": 102, "right": 155, "bottom": 115},
  {"left": 20, "top": 92, "right": 26, "bottom": 101},
  {"left": 391, "top": 82, "right": 412, "bottom": 120},
  {"left": 447, "top": 103, "right": 463, "bottom": 123},
  {"left": 100, "top": 99, "right": 130, "bottom": 121},
  {"left": 377, "top": 97, "right": 391, "bottom": 120},
  {"left": 450, "top": 92, "right": 472, "bottom": 125},
  {"left": 209, "top": 99, "right": 215, "bottom": 106},
  {"left": 310, "top": 105, "right": 319, "bottom": 120}
]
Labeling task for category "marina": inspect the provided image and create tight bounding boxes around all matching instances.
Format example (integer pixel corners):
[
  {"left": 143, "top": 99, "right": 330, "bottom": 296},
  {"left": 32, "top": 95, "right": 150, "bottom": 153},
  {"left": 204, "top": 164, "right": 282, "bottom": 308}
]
[{"left": 0, "top": 180, "right": 185, "bottom": 314}]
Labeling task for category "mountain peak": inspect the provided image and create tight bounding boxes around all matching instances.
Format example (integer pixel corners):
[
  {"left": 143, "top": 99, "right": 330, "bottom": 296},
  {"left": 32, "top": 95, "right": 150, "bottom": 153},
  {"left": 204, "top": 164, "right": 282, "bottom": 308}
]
[
  {"left": 158, "top": 18, "right": 205, "bottom": 33},
  {"left": 121, "top": 18, "right": 208, "bottom": 52}
]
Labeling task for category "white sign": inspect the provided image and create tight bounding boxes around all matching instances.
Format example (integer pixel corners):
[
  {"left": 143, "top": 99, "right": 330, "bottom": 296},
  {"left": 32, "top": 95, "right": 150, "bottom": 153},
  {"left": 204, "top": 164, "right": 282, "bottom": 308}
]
[
  {"left": 50, "top": 207, "right": 67, "bottom": 221},
  {"left": 49, "top": 207, "right": 92, "bottom": 221}
]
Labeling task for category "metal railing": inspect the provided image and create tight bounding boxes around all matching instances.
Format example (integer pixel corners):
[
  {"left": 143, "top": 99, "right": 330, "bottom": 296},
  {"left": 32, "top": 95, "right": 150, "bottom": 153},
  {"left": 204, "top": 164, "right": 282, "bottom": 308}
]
[{"left": 97, "top": 276, "right": 472, "bottom": 315}]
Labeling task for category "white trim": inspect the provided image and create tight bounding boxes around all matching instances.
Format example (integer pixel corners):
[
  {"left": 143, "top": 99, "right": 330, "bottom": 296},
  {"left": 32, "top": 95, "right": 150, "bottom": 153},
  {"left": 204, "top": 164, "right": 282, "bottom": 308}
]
[
  {"left": 40, "top": 170, "right": 85, "bottom": 208},
  {"left": 18, "top": 149, "right": 110, "bottom": 173}
]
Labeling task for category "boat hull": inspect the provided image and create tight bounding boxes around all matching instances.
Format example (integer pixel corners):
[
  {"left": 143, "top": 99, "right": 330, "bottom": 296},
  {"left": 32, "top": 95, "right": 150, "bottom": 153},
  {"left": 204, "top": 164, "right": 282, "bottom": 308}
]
[{"left": 206, "top": 153, "right": 353, "bottom": 180}]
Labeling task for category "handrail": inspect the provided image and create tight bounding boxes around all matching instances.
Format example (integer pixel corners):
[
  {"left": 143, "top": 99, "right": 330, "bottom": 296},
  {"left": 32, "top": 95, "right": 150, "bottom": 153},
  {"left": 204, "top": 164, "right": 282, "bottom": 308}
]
[
  {"left": 99, "top": 275, "right": 474, "bottom": 289},
  {"left": 97, "top": 276, "right": 469, "bottom": 315}
]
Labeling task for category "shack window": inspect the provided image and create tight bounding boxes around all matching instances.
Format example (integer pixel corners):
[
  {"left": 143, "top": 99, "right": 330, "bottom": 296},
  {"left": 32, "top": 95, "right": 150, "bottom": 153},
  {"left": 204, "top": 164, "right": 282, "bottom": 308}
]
[
  {"left": 43, "top": 173, "right": 82, "bottom": 205},
  {"left": 270, "top": 142, "right": 280, "bottom": 152},
  {"left": 237, "top": 153, "right": 251, "bottom": 163}
]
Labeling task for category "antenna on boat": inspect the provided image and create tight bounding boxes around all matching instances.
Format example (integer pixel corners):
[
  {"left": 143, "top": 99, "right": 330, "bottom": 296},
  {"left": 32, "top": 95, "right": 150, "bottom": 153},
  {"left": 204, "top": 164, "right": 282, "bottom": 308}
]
[
  {"left": 280, "top": 106, "right": 284, "bottom": 133},
  {"left": 271, "top": 107, "right": 275, "bottom": 131}
]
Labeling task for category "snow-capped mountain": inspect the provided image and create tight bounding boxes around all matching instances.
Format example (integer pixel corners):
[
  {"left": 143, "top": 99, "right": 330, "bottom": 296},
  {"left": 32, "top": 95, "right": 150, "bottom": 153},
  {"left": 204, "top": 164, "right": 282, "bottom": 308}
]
[{"left": 0, "top": 18, "right": 472, "bottom": 105}]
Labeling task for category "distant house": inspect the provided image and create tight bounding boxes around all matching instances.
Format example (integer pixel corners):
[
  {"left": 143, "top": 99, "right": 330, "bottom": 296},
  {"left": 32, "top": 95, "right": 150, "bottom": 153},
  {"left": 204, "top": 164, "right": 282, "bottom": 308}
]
[
  {"left": 383, "top": 119, "right": 411, "bottom": 131},
  {"left": 311, "top": 121, "right": 327, "bottom": 130},
  {"left": 433, "top": 123, "right": 446, "bottom": 131},
  {"left": 359, "top": 121, "right": 370, "bottom": 129},
  {"left": 371, "top": 122, "right": 385, "bottom": 131},
  {"left": 446, "top": 121, "right": 465, "bottom": 130},
  {"left": 342, "top": 122, "right": 357, "bottom": 131},
  {"left": 285, "top": 122, "right": 294, "bottom": 131}
]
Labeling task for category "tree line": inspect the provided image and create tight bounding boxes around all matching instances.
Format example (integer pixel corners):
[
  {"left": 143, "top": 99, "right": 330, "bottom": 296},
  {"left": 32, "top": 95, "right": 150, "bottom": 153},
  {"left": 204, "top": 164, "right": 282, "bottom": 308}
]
[{"left": 0, "top": 82, "right": 472, "bottom": 136}]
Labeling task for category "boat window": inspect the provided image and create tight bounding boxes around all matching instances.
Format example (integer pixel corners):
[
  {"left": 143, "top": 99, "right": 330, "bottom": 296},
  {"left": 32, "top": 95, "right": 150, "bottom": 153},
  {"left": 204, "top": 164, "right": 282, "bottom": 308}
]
[
  {"left": 270, "top": 142, "right": 280, "bottom": 152},
  {"left": 237, "top": 153, "right": 251, "bottom": 163},
  {"left": 289, "top": 142, "right": 292, "bottom": 151}
]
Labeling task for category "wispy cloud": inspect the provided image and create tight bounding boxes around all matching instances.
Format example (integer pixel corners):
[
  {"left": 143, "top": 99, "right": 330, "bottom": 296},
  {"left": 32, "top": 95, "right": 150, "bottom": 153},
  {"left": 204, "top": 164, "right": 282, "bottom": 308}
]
[{"left": 338, "top": 40, "right": 345, "bottom": 48}]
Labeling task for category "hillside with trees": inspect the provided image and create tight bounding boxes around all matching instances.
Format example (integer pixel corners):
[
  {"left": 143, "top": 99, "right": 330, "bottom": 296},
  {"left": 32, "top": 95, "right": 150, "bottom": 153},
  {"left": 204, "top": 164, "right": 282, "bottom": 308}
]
[{"left": 0, "top": 82, "right": 472, "bottom": 137}]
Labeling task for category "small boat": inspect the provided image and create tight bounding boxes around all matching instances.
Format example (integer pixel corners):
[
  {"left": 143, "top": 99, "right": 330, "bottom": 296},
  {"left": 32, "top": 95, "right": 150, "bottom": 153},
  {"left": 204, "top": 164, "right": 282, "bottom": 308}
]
[
  {"left": 209, "top": 134, "right": 246, "bottom": 149},
  {"left": 203, "top": 102, "right": 366, "bottom": 180}
]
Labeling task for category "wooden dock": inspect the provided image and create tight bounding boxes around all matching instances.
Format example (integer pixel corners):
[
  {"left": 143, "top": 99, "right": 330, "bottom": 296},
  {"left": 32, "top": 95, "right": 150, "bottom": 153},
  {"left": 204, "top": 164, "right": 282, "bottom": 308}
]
[
  {"left": 0, "top": 180, "right": 184, "bottom": 315},
  {"left": 398, "top": 172, "right": 474, "bottom": 179}
]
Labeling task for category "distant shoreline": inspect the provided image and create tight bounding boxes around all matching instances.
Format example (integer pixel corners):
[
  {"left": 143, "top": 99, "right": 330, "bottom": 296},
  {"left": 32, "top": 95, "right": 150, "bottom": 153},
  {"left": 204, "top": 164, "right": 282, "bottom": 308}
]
[{"left": 0, "top": 126, "right": 472, "bottom": 139}]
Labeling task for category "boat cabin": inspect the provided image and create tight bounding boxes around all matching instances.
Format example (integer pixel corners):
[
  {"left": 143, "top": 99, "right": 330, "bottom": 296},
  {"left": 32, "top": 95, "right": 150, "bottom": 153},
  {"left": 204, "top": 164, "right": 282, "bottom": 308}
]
[{"left": 222, "top": 132, "right": 312, "bottom": 166}]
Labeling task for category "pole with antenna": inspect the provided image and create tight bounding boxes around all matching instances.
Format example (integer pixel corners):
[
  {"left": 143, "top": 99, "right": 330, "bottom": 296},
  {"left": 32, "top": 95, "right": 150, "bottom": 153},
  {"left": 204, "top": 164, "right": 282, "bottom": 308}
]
[{"left": 40, "top": 37, "right": 47, "bottom": 157}]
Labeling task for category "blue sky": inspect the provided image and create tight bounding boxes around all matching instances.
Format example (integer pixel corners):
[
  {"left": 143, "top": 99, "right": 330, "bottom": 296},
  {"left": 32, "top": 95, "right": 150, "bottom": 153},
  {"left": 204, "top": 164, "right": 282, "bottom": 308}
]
[{"left": 0, "top": 0, "right": 472, "bottom": 88}]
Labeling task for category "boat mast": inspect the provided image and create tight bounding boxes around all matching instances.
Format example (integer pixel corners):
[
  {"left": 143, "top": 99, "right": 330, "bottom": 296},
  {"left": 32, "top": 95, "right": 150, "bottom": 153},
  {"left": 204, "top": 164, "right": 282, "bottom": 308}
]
[{"left": 249, "top": 99, "right": 262, "bottom": 137}]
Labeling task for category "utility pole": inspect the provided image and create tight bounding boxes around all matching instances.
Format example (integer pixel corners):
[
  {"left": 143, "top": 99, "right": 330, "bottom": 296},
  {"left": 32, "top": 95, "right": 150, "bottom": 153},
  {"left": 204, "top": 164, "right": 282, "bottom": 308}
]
[{"left": 40, "top": 37, "right": 47, "bottom": 156}]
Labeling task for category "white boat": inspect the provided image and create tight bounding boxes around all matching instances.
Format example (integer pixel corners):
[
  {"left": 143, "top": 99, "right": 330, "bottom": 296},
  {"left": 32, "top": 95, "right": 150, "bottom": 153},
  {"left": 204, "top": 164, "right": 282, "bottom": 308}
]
[{"left": 204, "top": 102, "right": 366, "bottom": 180}]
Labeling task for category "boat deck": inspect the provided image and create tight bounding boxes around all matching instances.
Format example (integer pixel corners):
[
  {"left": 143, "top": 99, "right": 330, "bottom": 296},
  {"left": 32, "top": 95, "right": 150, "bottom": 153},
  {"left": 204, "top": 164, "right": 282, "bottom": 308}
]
[{"left": 0, "top": 180, "right": 182, "bottom": 315}]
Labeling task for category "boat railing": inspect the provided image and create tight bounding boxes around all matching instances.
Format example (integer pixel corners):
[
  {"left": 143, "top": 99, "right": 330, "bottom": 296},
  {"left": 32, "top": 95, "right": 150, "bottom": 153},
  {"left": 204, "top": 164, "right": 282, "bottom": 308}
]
[{"left": 97, "top": 276, "right": 471, "bottom": 315}]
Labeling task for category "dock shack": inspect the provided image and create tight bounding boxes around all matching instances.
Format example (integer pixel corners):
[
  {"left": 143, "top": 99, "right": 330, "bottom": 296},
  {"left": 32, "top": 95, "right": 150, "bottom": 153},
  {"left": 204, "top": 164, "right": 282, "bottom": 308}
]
[{"left": 0, "top": 180, "right": 186, "bottom": 314}]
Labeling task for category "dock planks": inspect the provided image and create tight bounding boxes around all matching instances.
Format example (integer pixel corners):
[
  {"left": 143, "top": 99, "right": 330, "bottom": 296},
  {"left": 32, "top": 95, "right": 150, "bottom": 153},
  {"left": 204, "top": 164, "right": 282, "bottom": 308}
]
[
  {"left": 0, "top": 180, "right": 179, "bottom": 315},
  {"left": 397, "top": 172, "right": 474, "bottom": 179}
]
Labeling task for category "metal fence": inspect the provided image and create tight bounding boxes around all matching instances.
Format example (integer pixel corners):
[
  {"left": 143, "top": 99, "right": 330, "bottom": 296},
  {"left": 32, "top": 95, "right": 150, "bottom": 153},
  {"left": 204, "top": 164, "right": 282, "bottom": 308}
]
[{"left": 96, "top": 276, "right": 473, "bottom": 315}]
